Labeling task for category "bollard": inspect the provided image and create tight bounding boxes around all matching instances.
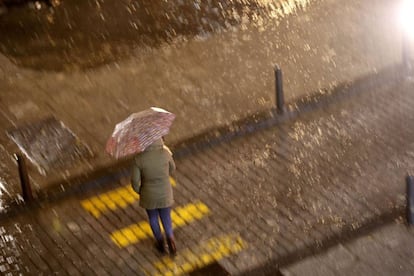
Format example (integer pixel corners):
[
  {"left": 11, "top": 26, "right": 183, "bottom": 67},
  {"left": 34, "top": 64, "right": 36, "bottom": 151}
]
[
  {"left": 402, "top": 36, "right": 411, "bottom": 72},
  {"left": 15, "top": 153, "right": 33, "bottom": 202},
  {"left": 274, "top": 65, "right": 285, "bottom": 114},
  {"left": 406, "top": 175, "right": 414, "bottom": 225}
]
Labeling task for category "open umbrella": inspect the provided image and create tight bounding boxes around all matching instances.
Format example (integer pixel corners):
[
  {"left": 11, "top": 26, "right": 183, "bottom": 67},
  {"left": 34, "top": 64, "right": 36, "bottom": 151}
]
[{"left": 105, "top": 107, "right": 175, "bottom": 159}]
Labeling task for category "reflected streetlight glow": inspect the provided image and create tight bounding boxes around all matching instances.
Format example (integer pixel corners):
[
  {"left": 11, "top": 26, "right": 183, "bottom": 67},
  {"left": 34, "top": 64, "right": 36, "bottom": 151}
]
[
  {"left": 400, "top": 0, "right": 414, "bottom": 38},
  {"left": 400, "top": 0, "right": 414, "bottom": 69}
]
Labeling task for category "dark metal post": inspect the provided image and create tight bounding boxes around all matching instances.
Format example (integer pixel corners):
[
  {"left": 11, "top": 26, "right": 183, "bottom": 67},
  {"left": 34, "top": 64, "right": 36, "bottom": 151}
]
[
  {"left": 403, "top": 35, "right": 411, "bottom": 71},
  {"left": 15, "top": 153, "right": 33, "bottom": 202},
  {"left": 406, "top": 175, "right": 414, "bottom": 225},
  {"left": 275, "top": 65, "right": 285, "bottom": 113}
]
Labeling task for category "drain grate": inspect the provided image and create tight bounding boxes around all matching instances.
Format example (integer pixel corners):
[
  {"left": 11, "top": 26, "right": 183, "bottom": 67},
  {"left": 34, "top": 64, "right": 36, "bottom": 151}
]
[{"left": 7, "top": 116, "right": 92, "bottom": 174}]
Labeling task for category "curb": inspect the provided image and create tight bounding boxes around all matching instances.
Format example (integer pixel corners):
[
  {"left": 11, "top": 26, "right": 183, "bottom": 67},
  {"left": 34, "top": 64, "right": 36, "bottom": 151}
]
[
  {"left": 241, "top": 205, "right": 405, "bottom": 276},
  {"left": 171, "top": 63, "right": 405, "bottom": 157}
]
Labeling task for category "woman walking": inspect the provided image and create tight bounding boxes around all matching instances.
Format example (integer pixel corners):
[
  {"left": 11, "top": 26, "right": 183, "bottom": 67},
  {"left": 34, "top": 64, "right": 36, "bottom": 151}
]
[{"left": 131, "top": 138, "right": 177, "bottom": 255}]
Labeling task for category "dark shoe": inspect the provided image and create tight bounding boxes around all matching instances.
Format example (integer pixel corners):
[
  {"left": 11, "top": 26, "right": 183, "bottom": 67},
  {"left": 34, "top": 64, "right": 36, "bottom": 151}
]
[
  {"left": 167, "top": 237, "right": 177, "bottom": 256},
  {"left": 155, "top": 239, "right": 166, "bottom": 254}
]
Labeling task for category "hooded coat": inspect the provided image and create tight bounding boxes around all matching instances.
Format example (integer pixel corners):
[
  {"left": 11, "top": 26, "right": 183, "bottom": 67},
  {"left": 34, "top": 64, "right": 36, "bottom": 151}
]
[{"left": 131, "top": 138, "right": 176, "bottom": 209}]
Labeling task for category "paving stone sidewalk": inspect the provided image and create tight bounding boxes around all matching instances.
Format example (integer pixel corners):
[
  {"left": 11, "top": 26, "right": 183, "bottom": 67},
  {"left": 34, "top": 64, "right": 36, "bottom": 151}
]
[
  {"left": 0, "top": 68, "right": 413, "bottom": 275},
  {"left": 280, "top": 220, "right": 414, "bottom": 276}
]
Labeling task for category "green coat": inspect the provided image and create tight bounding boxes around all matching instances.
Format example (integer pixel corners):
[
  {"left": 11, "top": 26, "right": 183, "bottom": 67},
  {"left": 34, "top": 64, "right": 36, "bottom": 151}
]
[{"left": 131, "top": 138, "right": 176, "bottom": 209}]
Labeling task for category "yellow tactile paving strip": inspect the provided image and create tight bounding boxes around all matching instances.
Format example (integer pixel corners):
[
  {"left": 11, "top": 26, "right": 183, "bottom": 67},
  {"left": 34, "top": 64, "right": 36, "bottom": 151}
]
[
  {"left": 149, "top": 233, "right": 246, "bottom": 276},
  {"left": 79, "top": 177, "right": 247, "bottom": 274},
  {"left": 110, "top": 201, "right": 210, "bottom": 248},
  {"left": 80, "top": 177, "right": 177, "bottom": 218}
]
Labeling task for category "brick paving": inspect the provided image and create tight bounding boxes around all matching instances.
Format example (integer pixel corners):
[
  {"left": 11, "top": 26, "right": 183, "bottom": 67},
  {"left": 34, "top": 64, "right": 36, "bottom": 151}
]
[
  {"left": 0, "top": 68, "right": 413, "bottom": 274},
  {"left": 280, "top": 220, "right": 414, "bottom": 276}
]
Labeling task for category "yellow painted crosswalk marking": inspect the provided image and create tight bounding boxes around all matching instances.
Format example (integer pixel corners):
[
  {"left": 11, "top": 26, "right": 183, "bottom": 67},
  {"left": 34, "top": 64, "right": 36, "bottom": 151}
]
[
  {"left": 110, "top": 201, "right": 210, "bottom": 248},
  {"left": 81, "top": 177, "right": 177, "bottom": 218},
  {"left": 149, "top": 233, "right": 246, "bottom": 276}
]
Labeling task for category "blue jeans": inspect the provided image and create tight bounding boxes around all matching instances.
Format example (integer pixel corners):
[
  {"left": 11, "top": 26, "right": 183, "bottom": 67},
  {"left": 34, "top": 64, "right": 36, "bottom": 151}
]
[{"left": 146, "top": 207, "right": 173, "bottom": 241}]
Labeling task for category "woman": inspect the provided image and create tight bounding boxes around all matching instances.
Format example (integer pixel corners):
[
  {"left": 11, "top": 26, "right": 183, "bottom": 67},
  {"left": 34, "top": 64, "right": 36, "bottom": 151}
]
[{"left": 131, "top": 138, "right": 177, "bottom": 255}]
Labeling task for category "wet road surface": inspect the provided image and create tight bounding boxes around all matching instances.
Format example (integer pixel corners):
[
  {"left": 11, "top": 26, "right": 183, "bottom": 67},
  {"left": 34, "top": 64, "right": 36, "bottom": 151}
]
[{"left": 0, "top": 0, "right": 313, "bottom": 71}]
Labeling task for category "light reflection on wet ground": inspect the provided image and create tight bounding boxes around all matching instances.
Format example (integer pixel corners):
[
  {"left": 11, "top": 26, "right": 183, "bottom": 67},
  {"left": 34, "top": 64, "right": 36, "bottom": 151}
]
[
  {"left": 0, "top": 180, "right": 152, "bottom": 274},
  {"left": 0, "top": 225, "right": 27, "bottom": 274},
  {"left": 287, "top": 115, "right": 353, "bottom": 180},
  {"left": 0, "top": 0, "right": 313, "bottom": 71},
  {"left": 0, "top": 145, "right": 20, "bottom": 213}
]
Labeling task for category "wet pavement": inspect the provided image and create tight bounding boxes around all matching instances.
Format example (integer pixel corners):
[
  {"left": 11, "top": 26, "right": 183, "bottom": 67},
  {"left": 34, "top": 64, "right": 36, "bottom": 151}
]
[
  {"left": 0, "top": 67, "right": 413, "bottom": 274},
  {"left": 280, "top": 220, "right": 414, "bottom": 275},
  {"left": 1, "top": 0, "right": 414, "bottom": 274},
  {"left": 0, "top": 0, "right": 405, "bottom": 211}
]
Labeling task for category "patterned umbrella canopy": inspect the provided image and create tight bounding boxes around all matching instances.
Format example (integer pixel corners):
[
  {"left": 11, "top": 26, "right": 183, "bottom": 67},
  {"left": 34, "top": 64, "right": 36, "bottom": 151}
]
[{"left": 105, "top": 107, "right": 175, "bottom": 159}]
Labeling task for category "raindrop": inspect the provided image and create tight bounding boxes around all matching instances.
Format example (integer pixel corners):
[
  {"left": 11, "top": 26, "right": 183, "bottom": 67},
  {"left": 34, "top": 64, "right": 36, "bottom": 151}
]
[
  {"left": 67, "top": 222, "right": 80, "bottom": 232},
  {"left": 15, "top": 194, "right": 24, "bottom": 204},
  {"left": 14, "top": 224, "right": 22, "bottom": 234},
  {"left": 34, "top": 1, "right": 42, "bottom": 10},
  {"left": 194, "top": 2, "right": 201, "bottom": 10},
  {"left": 0, "top": 178, "right": 10, "bottom": 196}
]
